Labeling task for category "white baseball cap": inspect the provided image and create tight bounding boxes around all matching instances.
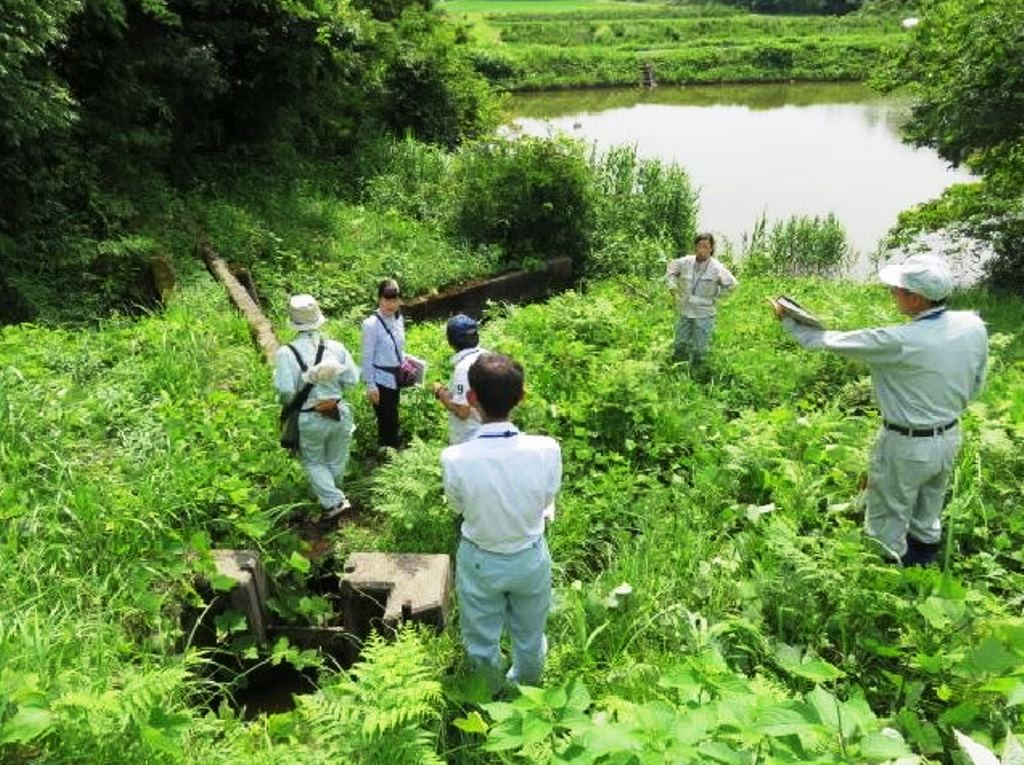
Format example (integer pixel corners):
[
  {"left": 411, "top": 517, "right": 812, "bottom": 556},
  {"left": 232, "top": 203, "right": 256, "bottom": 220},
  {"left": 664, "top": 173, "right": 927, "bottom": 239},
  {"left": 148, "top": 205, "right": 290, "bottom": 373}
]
[
  {"left": 288, "top": 294, "right": 325, "bottom": 331},
  {"left": 878, "top": 254, "right": 954, "bottom": 301}
]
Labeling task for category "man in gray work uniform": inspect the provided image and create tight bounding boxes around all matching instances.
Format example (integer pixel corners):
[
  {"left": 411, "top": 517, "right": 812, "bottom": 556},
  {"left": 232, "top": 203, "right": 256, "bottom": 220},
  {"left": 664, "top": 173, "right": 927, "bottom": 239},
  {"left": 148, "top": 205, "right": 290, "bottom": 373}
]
[{"left": 773, "top": 254, "right": 988, "bottom": 565}]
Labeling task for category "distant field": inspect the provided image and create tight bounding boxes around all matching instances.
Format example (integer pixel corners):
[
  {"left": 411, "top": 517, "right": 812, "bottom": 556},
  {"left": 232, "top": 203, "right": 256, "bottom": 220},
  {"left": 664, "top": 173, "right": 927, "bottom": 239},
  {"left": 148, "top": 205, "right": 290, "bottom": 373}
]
[
  {"left": 441, "top": 0, "right": 902, "bottom": 90},
  {"left": 440, "top": 0, "right": 653, "bottom": 14}
]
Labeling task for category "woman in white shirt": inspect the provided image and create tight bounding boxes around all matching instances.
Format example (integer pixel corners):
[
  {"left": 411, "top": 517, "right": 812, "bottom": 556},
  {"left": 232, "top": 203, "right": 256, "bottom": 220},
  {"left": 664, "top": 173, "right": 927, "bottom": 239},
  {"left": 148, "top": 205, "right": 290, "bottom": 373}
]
[{"left": 360, "top": 279, "right": 405, "bottom": 449}]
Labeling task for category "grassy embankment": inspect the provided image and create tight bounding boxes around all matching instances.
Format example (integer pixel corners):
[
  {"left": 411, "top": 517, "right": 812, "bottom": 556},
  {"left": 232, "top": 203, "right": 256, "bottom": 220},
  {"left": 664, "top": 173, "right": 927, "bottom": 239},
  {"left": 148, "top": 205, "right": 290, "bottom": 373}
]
[
  {"left": 441, "top": 0, "right": 906, "bottom": 90},
  {"left": 3, "top": 248, "right": 1023, "bottom": 760}
]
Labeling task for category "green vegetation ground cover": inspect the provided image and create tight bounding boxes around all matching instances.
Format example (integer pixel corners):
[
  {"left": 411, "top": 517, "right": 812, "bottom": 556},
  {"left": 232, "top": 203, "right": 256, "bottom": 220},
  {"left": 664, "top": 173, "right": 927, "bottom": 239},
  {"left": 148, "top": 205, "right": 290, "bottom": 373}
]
[
  {"left": 444, "top": 0, "right": 905, "bottom": 89},
  {"left": 3, "top": 260, "right": 1022, "bottom": 761}
]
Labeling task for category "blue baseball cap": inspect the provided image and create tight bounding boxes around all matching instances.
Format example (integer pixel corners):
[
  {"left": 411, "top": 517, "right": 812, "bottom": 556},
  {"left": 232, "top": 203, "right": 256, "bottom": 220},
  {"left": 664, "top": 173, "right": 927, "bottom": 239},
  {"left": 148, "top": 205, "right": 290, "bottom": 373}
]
[{"left": 446, "top": 314, "right": 479, "bottom": 347}]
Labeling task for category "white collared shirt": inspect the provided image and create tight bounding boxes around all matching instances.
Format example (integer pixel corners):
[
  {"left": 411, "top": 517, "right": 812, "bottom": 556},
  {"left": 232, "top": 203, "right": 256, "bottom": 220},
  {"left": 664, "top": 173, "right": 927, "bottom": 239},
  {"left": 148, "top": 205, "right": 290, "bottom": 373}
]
[
  {"left": 782, "top": 307, "right": 988, "bottom": 427},
  {"left": 666, "top": 255, "right": 738, "bottom": 318},
  {"left": 447, "top": 346, "right": 487, "bottom": 444},
  {"left": 360, "top": 312, "right": 404, "bottom": 390},
  {"left": 441, "top": 421, "right": 562, "bottom": 554}
]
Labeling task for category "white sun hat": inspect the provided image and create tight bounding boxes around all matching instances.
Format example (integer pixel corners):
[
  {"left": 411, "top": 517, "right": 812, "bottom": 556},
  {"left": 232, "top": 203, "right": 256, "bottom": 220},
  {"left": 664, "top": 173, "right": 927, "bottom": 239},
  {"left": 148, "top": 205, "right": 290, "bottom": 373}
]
[
  {"left": 288, "top": 294, "right": 326, "bottom": 331},
  {"left": 878, "top": 254, "right": 954, "bottom": 301}
]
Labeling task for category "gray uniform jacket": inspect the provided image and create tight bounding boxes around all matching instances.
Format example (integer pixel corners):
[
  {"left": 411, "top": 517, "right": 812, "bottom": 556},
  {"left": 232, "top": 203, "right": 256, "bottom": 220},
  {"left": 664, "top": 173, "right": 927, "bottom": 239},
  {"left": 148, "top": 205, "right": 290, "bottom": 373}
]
[{"left": 782, "top": 307, "right": 988, "bottom": 427}]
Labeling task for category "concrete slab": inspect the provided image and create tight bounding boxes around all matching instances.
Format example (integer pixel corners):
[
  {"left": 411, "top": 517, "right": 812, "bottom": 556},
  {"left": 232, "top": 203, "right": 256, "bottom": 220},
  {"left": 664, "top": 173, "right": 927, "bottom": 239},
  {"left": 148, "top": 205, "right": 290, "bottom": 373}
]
[
  {"left": 212, "top": 549, "right": 269, "bottom": 645},
  {"left": 341, "top": 553, "right": 451, "bottom": 638}
]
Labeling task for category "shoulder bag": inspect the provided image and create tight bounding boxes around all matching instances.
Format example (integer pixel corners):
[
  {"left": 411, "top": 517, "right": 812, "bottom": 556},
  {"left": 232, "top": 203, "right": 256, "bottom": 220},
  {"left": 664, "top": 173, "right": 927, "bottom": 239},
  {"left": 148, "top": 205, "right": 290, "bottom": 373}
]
[{"left": 373, "top": 314, "right": 418, "bottom": 388}]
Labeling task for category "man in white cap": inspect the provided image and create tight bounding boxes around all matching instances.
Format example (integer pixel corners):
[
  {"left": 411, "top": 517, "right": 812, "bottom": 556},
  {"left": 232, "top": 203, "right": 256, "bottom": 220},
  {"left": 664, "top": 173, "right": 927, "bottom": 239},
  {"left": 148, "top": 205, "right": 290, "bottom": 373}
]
[
  {"left": 432, "top": 314, "right": 488, "bottom": 444},
  {"left": 772, "top": 254, "right": 988, "bottom": 564},
  {"left": 274, "top": 294, "right": 360, "bottom": 520}
]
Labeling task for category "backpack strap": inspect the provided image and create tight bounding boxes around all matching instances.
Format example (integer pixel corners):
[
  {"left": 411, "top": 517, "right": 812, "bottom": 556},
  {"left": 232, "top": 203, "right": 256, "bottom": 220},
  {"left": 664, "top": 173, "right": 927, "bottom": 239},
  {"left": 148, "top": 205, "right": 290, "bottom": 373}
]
[{"left": 280, "top": 340, "right": 325, "bottom": 421}]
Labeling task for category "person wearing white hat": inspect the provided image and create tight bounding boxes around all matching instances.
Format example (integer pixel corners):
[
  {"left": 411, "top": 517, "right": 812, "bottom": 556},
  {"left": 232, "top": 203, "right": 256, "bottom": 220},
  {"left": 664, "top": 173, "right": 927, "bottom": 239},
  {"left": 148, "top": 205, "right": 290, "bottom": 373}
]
[
  {"left": 274, "top": 294, "right": 360, "bottom": 519},
  {"left": 772, "top": 254, "right": 988, "bottom": 565}
]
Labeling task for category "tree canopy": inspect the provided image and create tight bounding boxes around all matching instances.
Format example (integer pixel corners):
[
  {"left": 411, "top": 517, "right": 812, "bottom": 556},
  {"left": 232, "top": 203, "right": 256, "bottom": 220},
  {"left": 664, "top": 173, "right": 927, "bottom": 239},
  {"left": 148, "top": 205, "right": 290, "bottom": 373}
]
[{"left": 882, "top": 0, "right": 1024, "bottom": 171}]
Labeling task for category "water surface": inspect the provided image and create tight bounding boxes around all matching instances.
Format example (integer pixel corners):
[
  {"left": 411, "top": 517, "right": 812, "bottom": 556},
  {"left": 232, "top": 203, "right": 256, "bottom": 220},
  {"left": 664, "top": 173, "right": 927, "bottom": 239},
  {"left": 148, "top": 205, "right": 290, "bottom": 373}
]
[{"left": 508, "top": 83, "right": 973, "bottom": 269}]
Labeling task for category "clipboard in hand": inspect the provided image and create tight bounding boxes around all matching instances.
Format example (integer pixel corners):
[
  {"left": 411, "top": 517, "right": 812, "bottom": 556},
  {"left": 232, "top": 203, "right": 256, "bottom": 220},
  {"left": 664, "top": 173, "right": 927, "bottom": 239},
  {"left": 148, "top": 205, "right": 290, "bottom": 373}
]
[{"left": 776, "top": 295, "right": 825, "bottom": 329}]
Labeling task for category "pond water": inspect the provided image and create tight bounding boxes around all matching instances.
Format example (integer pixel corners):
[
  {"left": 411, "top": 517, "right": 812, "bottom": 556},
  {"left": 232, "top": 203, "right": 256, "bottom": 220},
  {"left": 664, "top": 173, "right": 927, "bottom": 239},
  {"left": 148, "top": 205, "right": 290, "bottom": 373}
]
[{"left": 508, "top": 83, "right": 974, "bottom": 273}]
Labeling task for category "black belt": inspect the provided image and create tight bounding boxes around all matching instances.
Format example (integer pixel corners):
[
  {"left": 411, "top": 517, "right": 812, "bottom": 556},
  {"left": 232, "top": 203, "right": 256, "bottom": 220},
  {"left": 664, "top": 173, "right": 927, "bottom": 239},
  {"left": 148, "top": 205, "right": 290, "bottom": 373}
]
[{"left": 884, "top": 420, "right": 958, "bottom": 437}]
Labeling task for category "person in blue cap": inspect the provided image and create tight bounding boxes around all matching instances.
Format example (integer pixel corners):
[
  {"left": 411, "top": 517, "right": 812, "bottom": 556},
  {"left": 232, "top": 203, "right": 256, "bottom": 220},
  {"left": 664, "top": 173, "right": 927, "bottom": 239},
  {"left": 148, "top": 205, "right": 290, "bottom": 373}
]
[
  {"left": 432, "top": 314, "right": 488, "bottom": 444},
  {"left": 441, "top": 353, "right": 562, "bottom": 690},
  {"left": 772, "top": 254, "right": 988, "bottom": 565},
  {"left": 274, "top": 294, "right": 360, "bottom": 520}
]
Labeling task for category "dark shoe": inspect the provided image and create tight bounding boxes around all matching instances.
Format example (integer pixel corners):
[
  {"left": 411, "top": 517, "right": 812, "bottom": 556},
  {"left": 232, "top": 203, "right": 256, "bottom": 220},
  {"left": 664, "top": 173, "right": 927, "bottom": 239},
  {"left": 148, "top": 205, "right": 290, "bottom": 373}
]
[{"left": 900, "top": 537, "right": 941, "bottom": 567}]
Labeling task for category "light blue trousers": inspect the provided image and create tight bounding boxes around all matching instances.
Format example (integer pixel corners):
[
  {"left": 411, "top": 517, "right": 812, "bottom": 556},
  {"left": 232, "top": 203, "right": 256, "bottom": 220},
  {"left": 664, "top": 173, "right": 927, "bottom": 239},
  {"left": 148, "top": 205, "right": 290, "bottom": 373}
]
[
  {"left": 673, "top": 315, "right": 715, "bottom": 362},
  {"left": 298, "top": 406, "right": 354, "bottom": 510},
  {"left": 456, "top": 537, "right": 551, "bottom": 688},
  {"left": 864, "top": 427, "right": 960, "bottom": 559}
]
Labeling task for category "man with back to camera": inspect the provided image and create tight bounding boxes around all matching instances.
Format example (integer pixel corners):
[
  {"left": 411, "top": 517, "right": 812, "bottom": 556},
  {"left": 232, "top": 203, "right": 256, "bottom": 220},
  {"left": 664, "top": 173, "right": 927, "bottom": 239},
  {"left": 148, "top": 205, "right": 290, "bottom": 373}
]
[
  {"left": 441, "top": 353, "right": 562, "bottom": 689},
  {"left": 432, "top": 314, "right": 488, "bottom": 445},
  {"left": 771, "top": 253, "right": 988, "bottom": 565}
]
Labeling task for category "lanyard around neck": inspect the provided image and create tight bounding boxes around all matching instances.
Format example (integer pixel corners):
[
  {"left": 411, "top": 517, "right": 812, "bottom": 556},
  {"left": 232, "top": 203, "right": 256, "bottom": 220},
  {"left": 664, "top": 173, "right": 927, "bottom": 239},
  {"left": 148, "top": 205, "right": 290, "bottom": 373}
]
[
  {"left": 691, "top": 260, "right": 711, "bottom": 294},
  {"left": 477, "top": 430, "right": 518, "bottom": 439}
]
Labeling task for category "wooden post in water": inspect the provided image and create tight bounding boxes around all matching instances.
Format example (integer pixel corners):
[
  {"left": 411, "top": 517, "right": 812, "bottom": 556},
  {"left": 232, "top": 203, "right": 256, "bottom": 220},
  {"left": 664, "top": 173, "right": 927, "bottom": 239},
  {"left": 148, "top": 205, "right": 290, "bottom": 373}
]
[{"left": 641, "top": 62, "right": 656, "bottom": 89}]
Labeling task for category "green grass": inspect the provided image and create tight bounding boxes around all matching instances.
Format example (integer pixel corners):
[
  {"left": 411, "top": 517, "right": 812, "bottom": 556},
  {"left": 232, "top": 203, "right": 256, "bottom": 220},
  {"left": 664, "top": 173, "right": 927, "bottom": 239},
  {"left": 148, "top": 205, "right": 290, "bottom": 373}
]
[
  {"left": 441, "top": 0, "right": 672, "bottom": 15},
  {"left": 444, "top": 0, "right": 905, "bottom": 89},
  {"left": 2, "top": 261, "right": 1023, "bottom": 760}
]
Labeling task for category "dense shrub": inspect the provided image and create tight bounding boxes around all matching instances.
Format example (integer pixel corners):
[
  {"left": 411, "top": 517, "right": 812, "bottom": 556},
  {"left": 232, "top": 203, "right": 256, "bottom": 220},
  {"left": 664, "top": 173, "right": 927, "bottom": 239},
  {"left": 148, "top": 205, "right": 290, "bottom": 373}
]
[
  {"left": 742, "top": 213, "right": 853, "bottom": 276},
  {"left": 0, "top": 0, "right": 500, "bottom": 324},
  {"left": 588, "top": 147, "right": 697, "bottom": 279},
  {"left": 448, "top": 136, "right": 594, "bottom": 270}
]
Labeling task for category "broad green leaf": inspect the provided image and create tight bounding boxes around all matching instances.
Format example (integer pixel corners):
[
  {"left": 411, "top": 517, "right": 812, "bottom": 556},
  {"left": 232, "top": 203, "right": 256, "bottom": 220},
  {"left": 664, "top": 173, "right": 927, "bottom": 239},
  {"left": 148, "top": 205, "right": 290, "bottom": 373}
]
[
  {"left": 579, "top": 722, "right": 644, "bottom": 756},
  {"left": 698, "top": 741, "right": 746, "bottom": 764},
  {"left": 940, "top": 702, "right": 982, "bottom": 727},
  {"left": 288, "top": 551, "right": 311, "bottom": 574},
  {"left": 917, "top": 596, "right": 966, "bottom": 630},
  {"left": 754, "top": 702, "right": 818, "bottom": 736},
  {"left": 0, "top": 706, "right": 54, "bottom": 745},
  {"left": 858, "top": 729, "right": 913, "bottom": 761},
  {"left": 453, "top": 711, "right": 489, "bottom": 735},
  {"left": 520, "top": 714, "right": 554, "bottom": 747},
  {"left": 1007, "top": 681, "right": 1024, "bottom": 707},
  {"left": 482, "top": 701, "right": 517, "bottom": 723},
  {"left": 788, "top": 660, "right": 845, "bottom": 683},
  {"left": 808, "top": 686, "right": 841, "bottom": 733},
  {"left": 965, "top": 636, "right": 1019, "bottom": 676},
  {"left": 564, "top": 678, "right": 591, "bottom": 715}
]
